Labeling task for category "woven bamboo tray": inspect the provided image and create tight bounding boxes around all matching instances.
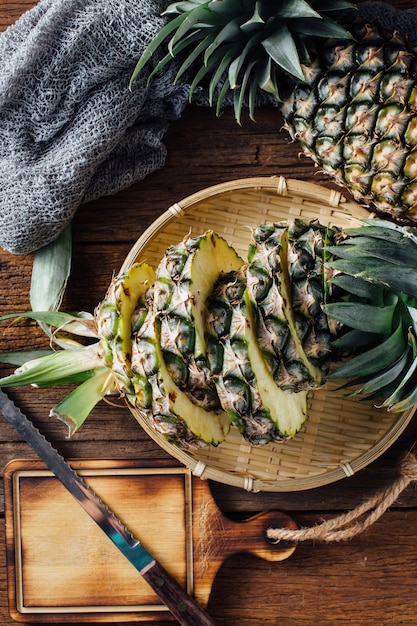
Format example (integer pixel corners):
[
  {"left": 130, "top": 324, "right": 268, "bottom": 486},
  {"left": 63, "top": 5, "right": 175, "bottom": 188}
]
[{"left": 120, "top": 176, "right": 416, "bottom": 492}]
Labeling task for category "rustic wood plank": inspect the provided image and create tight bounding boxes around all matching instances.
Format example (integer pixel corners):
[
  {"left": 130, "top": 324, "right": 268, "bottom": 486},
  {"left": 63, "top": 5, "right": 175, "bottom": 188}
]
[
  {"left": 0, "top": 0, "right": 36, "bottom": 29},
  {"left": 208, "top": 508, "right": 417, "bottom": 625},
  {"left": 2, "top": 509, "right": 417, "bottom": 626},
  {"left": 1, "top": 1, "right": 417, "bottom": 625}
]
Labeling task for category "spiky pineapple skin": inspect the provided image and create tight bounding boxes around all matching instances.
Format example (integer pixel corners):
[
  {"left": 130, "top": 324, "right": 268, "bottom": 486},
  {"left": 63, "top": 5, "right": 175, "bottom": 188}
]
[
  {"left": 286, "top": 219, "right": 336, "bottom": 371},
  {"left": 280, "top": 20, "right": 417, "bottom": 221},
  {"left": 246, "top": 223, "right": 305, "bottom": 391},
  {"left": 95, "top": 263, "right": 156, "bottom": 395},
  {"left": 206, "top": 268, "right": 288, "bottom": 444}
]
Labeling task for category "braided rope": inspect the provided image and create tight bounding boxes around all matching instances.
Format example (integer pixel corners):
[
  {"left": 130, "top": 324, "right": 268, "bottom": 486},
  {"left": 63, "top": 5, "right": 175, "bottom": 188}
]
[{"left": 267, "top": 451, "right": 417, "bottom": 543}]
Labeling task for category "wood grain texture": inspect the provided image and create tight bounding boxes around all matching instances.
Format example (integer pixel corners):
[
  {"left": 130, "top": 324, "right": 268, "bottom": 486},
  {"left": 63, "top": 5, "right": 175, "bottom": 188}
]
[
  {"left": 1, "top": 0, "right": 417, "bottom": 625},
  {"left": 4, "top": 460, "right": 296, "bottom": 623},
  {"left": 2, "top": 509, "right": 417, "bottom": 626}
]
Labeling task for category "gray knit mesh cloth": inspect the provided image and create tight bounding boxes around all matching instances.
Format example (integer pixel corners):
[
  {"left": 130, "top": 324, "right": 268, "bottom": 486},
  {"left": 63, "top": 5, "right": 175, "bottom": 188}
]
[
  {"left": 0, "top": 1, "right": 416, "bottom": 255},
  {"left": 0, "top": 0, "right": 190, "bottom": 254}
]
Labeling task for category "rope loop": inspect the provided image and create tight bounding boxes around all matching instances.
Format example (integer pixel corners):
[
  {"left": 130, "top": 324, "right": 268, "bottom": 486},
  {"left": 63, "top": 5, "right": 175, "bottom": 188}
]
[{"left": 267, "top": 450, "right": 417, "bottom": 544}]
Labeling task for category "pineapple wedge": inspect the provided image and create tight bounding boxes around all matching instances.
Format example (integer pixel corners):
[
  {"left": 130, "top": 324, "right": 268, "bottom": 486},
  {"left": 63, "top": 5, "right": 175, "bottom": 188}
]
[
  {"left": 206, "top": 269, "right": 308, "bottom": 444},
  {"left": 153, "top": 231, "right": 244, "bottom": 410},
  {"left": 248, "top": 222, "right": 328, "bottom": 390},
  {"left": 131, "top": 309, "right": 231, "bottom": 447},
  {"left": 96, "top": 263, "right": 156, "bottom": 394},
  {"left": 242, "top": 289, "right": 308, "bottom": 439}
]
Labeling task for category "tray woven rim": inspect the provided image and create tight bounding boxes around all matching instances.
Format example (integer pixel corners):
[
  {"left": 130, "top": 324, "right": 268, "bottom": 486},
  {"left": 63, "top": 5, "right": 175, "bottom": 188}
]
[{"left": 120, "top": 175, "right": 416, "bottom": 492}]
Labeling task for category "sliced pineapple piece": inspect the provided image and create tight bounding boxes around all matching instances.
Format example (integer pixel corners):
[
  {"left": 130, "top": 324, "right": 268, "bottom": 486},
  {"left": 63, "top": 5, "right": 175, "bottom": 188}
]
[
  {"left": 286, "top": 219, "right": 334, "bottom": 375},
  {"left": 242, "top": 289, "right": 308, "bottom": 438},
  {"left": 248, "top": 222, "right": 328, "bottom": 391},
  {"left": 131, "top": 310, "right": 230, "bottom": 447},
  {"left": 246, "top": 259, "right": 308, "bottom": 391},
  {"left": 95, "top": 263, "right": 156, "bottom": 394},
  {"left": 206, "top": 269, "right": 308, "bottom": 444},
  {"left": 153, "top": 231, "right": 244, "bottom": 410}
]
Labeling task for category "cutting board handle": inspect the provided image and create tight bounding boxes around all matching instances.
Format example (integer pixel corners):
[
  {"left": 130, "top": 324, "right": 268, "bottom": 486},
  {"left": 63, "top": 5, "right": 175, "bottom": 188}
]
[
  {"left": 220, "top": 510, "right": 298, "bottom": 562},
  {"left": 192, "top": 480, "right": 297, "bottom": 607}
]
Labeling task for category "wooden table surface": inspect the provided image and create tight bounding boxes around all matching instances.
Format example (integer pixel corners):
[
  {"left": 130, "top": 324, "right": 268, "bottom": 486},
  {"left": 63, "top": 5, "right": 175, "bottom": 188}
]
[{"left": 2, "top": 1, "right": 417, "bottom": 625}]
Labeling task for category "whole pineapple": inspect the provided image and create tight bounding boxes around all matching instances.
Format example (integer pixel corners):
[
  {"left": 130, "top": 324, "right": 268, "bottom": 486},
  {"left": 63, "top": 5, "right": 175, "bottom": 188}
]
[{"left": 131, "top": 0, "right": 417, "bottom": 221}]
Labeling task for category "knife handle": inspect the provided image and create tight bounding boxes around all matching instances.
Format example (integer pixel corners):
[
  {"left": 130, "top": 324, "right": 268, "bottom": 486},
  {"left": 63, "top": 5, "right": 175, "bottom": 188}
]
[{"left": 142, "top": 559, "right": 218, "bottom": 625}]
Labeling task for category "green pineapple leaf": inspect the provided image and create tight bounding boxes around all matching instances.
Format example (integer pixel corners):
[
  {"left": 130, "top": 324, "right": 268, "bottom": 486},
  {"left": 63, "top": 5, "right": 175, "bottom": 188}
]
[
  {"left": 275, "top": 0, "right": 321, "bottom": 19},
  {"left": 328, "top": 320, "right": 406, "bottom": 380},
  {"left": 315, "top": 1, "right": 357, "bottom": 10},
  {"left": 208, "top": 47, "right": 237, "bottom": 105},
  {"left": 0, "top": 344, "right": 103, "bottom": 388},
  {"left": 216, "top": 76, "right": 232, "bottom": 115},
  {"left": 0, "top": 310, "right": 96, "bottom": 338},
  {"left": 174, "top": 34, "right": 217, "bottom": 82},
  {"left": 324, "top": 298, "right": 397, "bottom": 335},
  {"left": 328, "top": 274, "right": 385, "bottom": 304},
  {"left": 331, "top": 329, "right": 380, "bottom": 349},
  {"left": 204, "top": 18, "right": 242, "bottom": 65},
  {"left": 30, "top": 224, "right": 72, "bottom": 315},
  {"left": 0, "top": 350, "right": 54, "bottom": 366},
  {"left": 328, "top": 236, "right": 417, "bottom": 268},
  {"left": 234, "top": 59, "right": 258, "bottom": 124},
  {"left": 189, "top": 50, "right": 227, "bottom": 103},
  {"left": 387, "top": 385, "right": 417, "bottom": 413},
  {"left": 329, "top": 258, "right": 417, "bottom": 299},
  {"left": 248, "top": 68, "right": 259, "bottom": 119},
  {"left": 240, "top": 5, "right": 264, "bottom": 33},
  {"left": 148, "top": 30, "right": 207, "bottom": 81},
  {"left": 50, "top": 368, "right": 113, "bottom": 436},
  {"left": 292, "top": 17, "right": 354, "bottom": 39},
  {"left": 261, "top": 24, "right": 305, "bottom": 81},
  {"left": 257, "top": 57, "right": 279, "bottom": 96},
  {"left": 228, "top": 33, "right": 263, "bottom": 88},
  {"left": 353, "top": 350, "right": 410, "bottom": 398},
  {"left": 168, "top": 2, "right": 213, "bottom": 52},
  {"left": 344, "top": 220, "right": 417, "bottom": 247},
  {"left": 379, "top": 332, "right": 417, "bottom": 410},
  {"left": 130, "top": 12, "right": 187, "bottom": 86}
]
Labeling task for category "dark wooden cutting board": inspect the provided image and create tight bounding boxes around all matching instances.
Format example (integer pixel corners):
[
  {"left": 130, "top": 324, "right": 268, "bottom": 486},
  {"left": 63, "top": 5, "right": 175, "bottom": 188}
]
[{"left": 4, "top": 458, "right": 297, "bottom": 622}]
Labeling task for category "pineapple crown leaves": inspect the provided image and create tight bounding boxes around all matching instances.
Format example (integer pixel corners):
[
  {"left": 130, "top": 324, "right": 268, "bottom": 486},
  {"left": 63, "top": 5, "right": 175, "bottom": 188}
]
[
  {"left": 324, "top": 219, "right": 417, "bottom": 411},
  {"left": 0, "top": 311, "right": 117, "bottom": 435},
  {"left": 130, "top": 0, "right": 356, "bottom": 123}
]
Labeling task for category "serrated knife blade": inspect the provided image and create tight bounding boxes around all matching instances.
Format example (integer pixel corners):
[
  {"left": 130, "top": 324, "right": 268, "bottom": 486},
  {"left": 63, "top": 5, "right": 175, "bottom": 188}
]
[{"left": 0, "top": 388, "right": 218, "bottom": 626}]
